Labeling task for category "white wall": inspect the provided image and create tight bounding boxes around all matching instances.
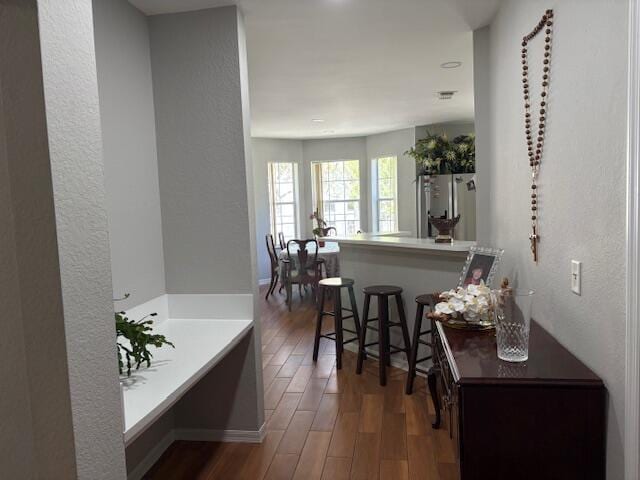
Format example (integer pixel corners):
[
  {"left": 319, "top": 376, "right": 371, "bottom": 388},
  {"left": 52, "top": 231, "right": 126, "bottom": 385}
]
[
  {"left": 365, "top": 128, "right": 416, "bottom": 235},
  {"left": 93, "top": 0, "right": 165, "bottom": 310},
  {"left": 252, "top": 138, "right": 304, "bottom": 280},
  {"left": 478, "top": 1, "right": 627, "bottom": 477},
  {"left": 37, "top": 0, "right": 128, "bottom": 477}
]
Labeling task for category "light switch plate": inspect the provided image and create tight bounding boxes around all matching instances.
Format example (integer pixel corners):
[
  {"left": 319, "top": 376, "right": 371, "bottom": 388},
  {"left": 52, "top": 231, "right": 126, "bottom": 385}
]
[{"left": 571, "top": 260, "right": 581, "bottom": 295}]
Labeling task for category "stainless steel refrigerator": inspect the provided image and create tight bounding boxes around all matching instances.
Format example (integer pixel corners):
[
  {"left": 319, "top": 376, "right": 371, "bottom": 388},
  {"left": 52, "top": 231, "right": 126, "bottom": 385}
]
[{"left": 416, "top": 173, "right": 476, "bottom": 241}]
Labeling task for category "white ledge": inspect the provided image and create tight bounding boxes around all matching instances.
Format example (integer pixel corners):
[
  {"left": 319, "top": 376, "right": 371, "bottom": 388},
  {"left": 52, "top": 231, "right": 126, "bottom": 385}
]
[
  {"left": 324, "top": 234, "right": 475, "bottom": 253},
  {"left": 119, "top": 294, "right": 254, "bottom": 445}
]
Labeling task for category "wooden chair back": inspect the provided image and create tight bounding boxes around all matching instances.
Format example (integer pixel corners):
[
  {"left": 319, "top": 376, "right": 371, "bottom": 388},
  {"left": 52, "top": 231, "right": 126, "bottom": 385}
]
[
  {"left": 278, "top": 232, "right": 286, "bottom": 250},
  {"left": 286, "top": 239, "right": 319, "bottom": 278},
  {"left": 266, "top": 234, "right": 279, "bottom": 268}
]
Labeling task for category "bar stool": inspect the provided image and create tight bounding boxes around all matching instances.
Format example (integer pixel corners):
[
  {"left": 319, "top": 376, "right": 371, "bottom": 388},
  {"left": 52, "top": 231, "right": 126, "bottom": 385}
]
[
  {"left": 405, "top": 294, "right": 436, "bottom": 394},
  {"left": 313, "top": 277, "right": 362, "bottom": 369},
  {"left": 356, "top": 285, "right": 411, "bottom": 386}
]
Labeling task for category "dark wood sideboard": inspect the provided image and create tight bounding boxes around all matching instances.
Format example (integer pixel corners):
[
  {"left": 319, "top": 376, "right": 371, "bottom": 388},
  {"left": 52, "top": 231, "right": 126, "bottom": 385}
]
[{"left": 429, "top": 320, "right": 606, "bottom": 480}]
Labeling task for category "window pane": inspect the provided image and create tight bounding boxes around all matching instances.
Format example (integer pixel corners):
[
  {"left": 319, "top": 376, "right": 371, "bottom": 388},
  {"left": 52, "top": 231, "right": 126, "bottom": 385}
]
[
  {"left": 379, "top": 178, "right": 393, "bottom": 199},
  {"left": 269, "top": 162, "right": 299, "bottom": 241},
  {"left": 312, "top": 160, "right": 361, "bottom": 236}
]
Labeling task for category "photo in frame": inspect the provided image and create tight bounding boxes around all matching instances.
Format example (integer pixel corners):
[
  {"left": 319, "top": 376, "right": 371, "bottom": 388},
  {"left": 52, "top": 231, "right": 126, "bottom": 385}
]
[{"left": 458, "top": 246, "right": 504, "bottom": 288}]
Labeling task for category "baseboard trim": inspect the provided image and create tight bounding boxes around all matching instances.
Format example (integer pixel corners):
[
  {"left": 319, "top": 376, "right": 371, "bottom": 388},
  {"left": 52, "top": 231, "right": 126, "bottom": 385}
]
[
  {"left": 174, "top": 423, "right": 267, "bottom": 443},
  {"left": 127, "top": 424, "right": 266, "bottom": 479},
  {"left": 127, "top": 430, "right": 176, "bottom": 480}
]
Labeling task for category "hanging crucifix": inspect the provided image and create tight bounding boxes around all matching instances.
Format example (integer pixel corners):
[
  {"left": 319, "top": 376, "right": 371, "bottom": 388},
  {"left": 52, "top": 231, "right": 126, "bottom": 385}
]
[{"left": 521, "top": 9, "right": 553, "bottom": 263}]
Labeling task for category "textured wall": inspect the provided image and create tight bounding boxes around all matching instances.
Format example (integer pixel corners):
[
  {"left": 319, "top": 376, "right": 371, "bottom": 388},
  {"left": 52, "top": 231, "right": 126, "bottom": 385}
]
[
  {"left": 37, "top": 0, "right": 127, "bottom": 477},
  {"left": 148, "top": 5, "right": 263, "bottom": 436},
  {"left": 93, "top": 0, "right": 166, "bottom": 310},
  {"left": 478, "top": 1, "right": 627, "bottom": 476},
  {"left": 150, "top": 6, "right": 254, "bottom": 294},
  {"left": 365, "top": 128, "right": 417, "bottom": 235}
]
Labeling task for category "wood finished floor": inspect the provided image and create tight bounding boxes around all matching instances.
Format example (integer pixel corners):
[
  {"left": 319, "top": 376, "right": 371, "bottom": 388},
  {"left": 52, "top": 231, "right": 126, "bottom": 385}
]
[{"left": 145, "top": 287, "right": 457, "bottom": 480}]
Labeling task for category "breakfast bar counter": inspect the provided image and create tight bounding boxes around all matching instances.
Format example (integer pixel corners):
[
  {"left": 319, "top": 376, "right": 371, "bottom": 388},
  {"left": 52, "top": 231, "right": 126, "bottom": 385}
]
[{"left": 322, "top": 234, "right": 475, "bottom": 364}]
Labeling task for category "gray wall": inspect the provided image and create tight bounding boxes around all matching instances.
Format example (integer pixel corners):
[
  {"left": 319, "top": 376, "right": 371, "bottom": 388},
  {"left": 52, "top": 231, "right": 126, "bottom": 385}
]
[
  {"left": 150, "top": 6, "right": 255, "bottom": 295},
  {"left": 38, "top": 0, "right": 127, "bottom": 477},
  {"left": 252, "top": 138, "right": 304, "bottom": 280},
  {"left": 477, "top": 1, "right": 627, "bottom": 477},
  {"left": 148, "top": 2, "right": 263, "bottom": 436},
  {"left": 94, "top": 0, "right": 165, "bottom": 310},
  {"left": 365, "top": 128, "right": 417, "bottom": 236},
  {"left": 0, "top": 2, "right": 76, "bottom": 477},
  {"left": 473, "top": 26, "right": 491, "bottom": 244}
]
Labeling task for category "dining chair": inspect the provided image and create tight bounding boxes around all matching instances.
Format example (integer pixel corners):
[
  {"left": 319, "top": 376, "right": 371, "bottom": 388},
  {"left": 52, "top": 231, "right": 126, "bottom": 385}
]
[
  {"left": 278, "top": 232, "right": 286, "bottom": 250},
  {"left": 265, "top": 234, "right": 280, "bottom": 300},
  {"left": 283, "top": 239, "right": 323, "bottom": 311}
]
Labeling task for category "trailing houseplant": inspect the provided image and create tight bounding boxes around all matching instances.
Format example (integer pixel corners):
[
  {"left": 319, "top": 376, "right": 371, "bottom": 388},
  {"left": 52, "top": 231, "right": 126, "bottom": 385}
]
[
  {"left": 405, "top": 132, "right": 475, "bottom": 175},
  {"left": 115, "top": 294, "right": 174, "bottom": 376}
]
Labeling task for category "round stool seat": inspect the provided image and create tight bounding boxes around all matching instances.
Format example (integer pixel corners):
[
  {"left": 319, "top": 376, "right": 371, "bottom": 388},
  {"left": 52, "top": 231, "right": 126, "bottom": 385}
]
[
  {"left": 415, "top": 293, "right": 437, "bottom": 306},
  {"left": 363, "top": 285, "right": 402, "bottom": 296},
  {"left": 319, "top": 277, "right": 354, "bottom": 288}
]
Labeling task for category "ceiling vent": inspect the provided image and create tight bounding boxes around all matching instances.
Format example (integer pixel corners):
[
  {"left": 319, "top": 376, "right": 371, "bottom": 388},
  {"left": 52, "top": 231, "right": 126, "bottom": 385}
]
[{"left": 437, "top": 90, "right": 457, "bottom": 100}]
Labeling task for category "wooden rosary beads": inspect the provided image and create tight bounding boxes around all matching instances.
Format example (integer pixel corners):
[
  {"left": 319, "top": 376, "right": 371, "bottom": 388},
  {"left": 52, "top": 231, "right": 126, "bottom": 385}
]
[{"left": 522, "top": 9, "right": 553, "bottom": 262}]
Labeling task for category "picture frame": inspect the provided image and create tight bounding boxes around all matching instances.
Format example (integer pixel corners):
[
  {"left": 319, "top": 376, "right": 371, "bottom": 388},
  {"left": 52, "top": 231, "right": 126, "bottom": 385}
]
[{"left": 457, "top": 246, "right": 504, "bottom": 288}]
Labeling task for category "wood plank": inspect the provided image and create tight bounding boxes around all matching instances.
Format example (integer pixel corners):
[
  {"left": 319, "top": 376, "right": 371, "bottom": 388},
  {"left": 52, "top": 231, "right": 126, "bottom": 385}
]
[
  {"left": 268, "top": 393, "right": 302, "bottom": 430},
  {"left": 311, "top": 393, "right": 341, "bottom": 431},
  {"left": 350, "top": 432, "right": 381, "bottom": 480},
  {"left": 327, "top": 412, "right": 360, "bottom": 458},
  {"left": 321, "top": 457, "right": 352, "bottom": 480},
  {"left": 313, "top": 355, "right": 336, "bottom": 378},
  {"left": 292, "top": 431, "right": 332, "bottom": 480},
  {"left": 287, "top": 365, "right": 314, "bottom": 393},
  {"left": 264, "top": 336, "right": 288, "bottom": 355},
  {"left": 380, "top": 413, "right": 407, "bottom": 460},
  {"left": 404, "top": 394, "right": 429, "bottom": 436},
  {"left": 277, "top": 354, "right": 305, "bottom": 378},
  {"left": 239, "top": 429, "right": 285, "bottom": 480},
  {"left": 270, "top": 344, "right": 296, "bottom": 366},
  {"left": 383, "top": 380, "right": 405, "bottom": 413},
  {"left": 298, "top": 377, "right": 329, "bottom": 411},
  {"left": 380, "top": 460, "right": 408, "bottom": 480},
  {"left": 278, "top": 411, "right": 316, "bottom": 455},
  {"left": 265, "top": 377, "right": 291, "bottom": 410},
  {"left": 339, "top": 391, "right": 362, "bottom": 413},
  {"left": 358, "top": 394, "right": 384, "bottom": 433},
  {"left": 264, "top": 365, "right": 283, "bottom": 392},
  {"left": 407, "top": 435, "right": 439, "bottom": 480},
  {"left": 265, "top": 454, "right": 299, "bottom": 480}
]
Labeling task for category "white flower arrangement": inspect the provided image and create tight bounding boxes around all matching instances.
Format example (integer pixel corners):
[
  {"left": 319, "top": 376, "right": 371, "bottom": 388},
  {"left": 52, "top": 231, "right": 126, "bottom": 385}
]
[{"left": 435, "top": 281, "right": 492, "bottom": 324}]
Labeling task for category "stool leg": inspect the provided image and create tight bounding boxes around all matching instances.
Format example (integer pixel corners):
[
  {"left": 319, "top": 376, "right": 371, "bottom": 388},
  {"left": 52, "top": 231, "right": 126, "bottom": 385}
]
[
  {"left": 335, "top": 288, "right": 344, "bottom": 370},
  {"left": 405, "top": 304, "right": 424, "bottom": 395},
  {"left": 395, "top": 294, "right": 412, "bottom": 365},
  {"left": 356, "top": 294, "right": 371, "bottom": 375},
  {"left": 378, "top": 295, "right": 388, "bottom": 386},
  {"left": 313, "top": 287, "right": 326, "bottom": 362},
  {"left": 347, "top": 286, "right": 362, "bottom": 341}
]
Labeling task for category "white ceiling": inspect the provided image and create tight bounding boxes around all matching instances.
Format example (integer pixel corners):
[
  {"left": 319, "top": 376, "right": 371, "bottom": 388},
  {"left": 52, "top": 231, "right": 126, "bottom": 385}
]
[{"left": 128, "top": 0, "right": 500, "bottom": 139}]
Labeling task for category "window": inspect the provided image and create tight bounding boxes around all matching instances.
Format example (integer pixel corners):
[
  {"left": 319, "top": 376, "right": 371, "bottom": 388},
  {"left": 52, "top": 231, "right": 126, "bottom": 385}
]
[
  {"left": 372, "top": 156, "right": 398, "bottom": 233},
  {"left": 268, "top": 162, "right": 299, "bottom": 242},
  {"left": 311, "top": 160, "right": 360, "bottom": 236}
]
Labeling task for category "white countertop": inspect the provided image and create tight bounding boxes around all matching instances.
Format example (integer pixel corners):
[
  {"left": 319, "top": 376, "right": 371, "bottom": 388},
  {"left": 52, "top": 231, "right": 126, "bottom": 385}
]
[
  {"left": 119, "top": 294, "right": 253, "bottom": 445},
  {"left": 322, "top": 234, "right": 475, "bottom": 253}
]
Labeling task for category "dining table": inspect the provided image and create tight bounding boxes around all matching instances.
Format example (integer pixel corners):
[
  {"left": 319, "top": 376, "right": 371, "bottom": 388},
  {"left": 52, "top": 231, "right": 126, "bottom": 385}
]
[{"left": 278, "top": 241, "right": 340, "bottom": 278}]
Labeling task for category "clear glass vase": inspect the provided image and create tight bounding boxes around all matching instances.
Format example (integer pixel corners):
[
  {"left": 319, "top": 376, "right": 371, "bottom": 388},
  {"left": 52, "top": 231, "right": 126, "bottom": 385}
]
[{"left": 491, "top": 288, "right": 535, "bottom": 362}]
